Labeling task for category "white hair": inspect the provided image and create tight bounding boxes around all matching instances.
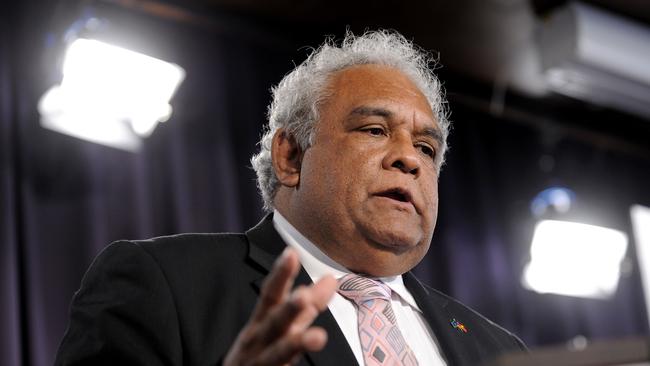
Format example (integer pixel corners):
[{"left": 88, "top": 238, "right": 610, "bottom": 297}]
[{"left": 251, "top": 29, "right": 450, "bottom": 212}]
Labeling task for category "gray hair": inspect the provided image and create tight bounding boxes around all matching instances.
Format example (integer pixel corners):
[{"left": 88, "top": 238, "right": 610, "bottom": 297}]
[{"left": 251, "top": 29, "right": 450, "bottom": 212}]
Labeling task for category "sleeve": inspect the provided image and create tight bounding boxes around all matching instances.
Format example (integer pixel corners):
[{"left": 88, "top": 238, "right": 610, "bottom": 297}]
[{"left": 54, "top": 241, "right": 183, "bottom": 366}]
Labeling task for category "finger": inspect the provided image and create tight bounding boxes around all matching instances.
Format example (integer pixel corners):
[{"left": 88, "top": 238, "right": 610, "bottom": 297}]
[
  {"left": 302, "top": 327, "right": 328, "bottom": 352},
  {"left": 252, "top": 248, "right": 300, "bottom": 322},
  {"left": 229, "top": 272, "right": 336, "bottom": 365},
  {"left": 280, "top": 275, "right": 337, "bottom": 337},
  {"left": 254, "top": 286, "right": 307, "bottom": 345},
  {"left": 253, "top": 274, "right": 337, "bottom": 346},
  {"left": 256, "top": 326, "right": 329, "bottom": 366},
  {"left": 308, "top": 274, "right": 338, "bottom": 312}
]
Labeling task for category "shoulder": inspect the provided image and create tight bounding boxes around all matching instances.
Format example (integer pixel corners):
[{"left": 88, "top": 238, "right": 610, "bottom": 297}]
[
  {"left": 58, "top": 232, "right": 254, "bottom": 365},
  {"left": 128, "top": 231, "right": 247, "bottom": 248},
  {"left": 104, "top": 232, "right": 248, "bottom": 259},
  {"left": 87, "top": 232, "right": 253, "bottom": 285},
  {"left": 125, "top": 232, "right": 248, "bottom": 257}
]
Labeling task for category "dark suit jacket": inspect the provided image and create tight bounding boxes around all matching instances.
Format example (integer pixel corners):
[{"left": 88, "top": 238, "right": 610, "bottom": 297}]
[{"left": 55, "top": 214, "right": 526, "bottom": 366}]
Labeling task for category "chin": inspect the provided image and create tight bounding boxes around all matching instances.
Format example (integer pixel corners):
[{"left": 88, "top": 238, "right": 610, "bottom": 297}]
[
  {"left": 366, "top": 224, "right": 423, "bottom": 252},
  {"left": 350, "top": 237, "right": 425, "bottom": 276},
  {"left": 359, "top": 207, "right": 428, "bottom": 241},
  {"left": 355, "top": 249, "right": 425, "bottom": 277}
]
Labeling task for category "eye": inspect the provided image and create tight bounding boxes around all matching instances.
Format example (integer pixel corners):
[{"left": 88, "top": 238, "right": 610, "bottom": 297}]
[
  {"left": 361, "top": 126, "right": 386, "bottom": 136},
  {"left": 417, "top": 144, "right": 436, "bottom": 159}
]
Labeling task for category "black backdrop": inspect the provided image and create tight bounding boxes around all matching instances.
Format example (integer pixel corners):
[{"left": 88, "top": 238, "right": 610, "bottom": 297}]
[{"left": 2, "top": 1, "right": 650, "bottom": 365}]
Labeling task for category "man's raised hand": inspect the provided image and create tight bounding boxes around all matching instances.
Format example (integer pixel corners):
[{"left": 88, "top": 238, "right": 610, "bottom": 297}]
[{"left": 224, "top": 248, "right": 337, "bottom": 365}]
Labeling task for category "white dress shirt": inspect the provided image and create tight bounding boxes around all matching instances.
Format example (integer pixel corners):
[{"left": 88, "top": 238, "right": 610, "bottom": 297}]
[{"left": 273, "top": 210, "right": 447, "bottom": 366}]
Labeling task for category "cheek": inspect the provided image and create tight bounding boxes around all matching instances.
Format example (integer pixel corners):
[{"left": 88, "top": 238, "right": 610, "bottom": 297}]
[
  {"left": 304, "top": 145, "right": 366, "bottom": 204},
  {"left": 338, "top": 145, "right": 379, "bottom": 186},
  {"left": 422, "top": 181, "right": 439, "bottom": 220}
]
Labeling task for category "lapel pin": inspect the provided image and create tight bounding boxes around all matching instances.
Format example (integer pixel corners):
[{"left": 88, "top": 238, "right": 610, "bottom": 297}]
[{"left": 450, "top": 318, "right": 468, "bottom": 333}]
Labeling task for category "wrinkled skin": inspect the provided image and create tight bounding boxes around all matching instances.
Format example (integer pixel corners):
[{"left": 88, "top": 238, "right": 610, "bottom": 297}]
[{"left": 275, "top": 64, "right": 442, "bottom": 276}]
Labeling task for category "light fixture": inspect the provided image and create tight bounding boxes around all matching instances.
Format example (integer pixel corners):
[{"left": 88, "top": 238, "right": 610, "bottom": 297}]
[
  {"left": 530, "top": 186, "right": 576, "bottom": 217},
  {"left": 631, "top": 205, "right": 650, "bottom": 328},
  {"left": 522, "top": 219, "right": 628, "bottom": 299},
  {"left": 38, "top": 38, "right": 185, "bottom": 151},
  {"left": 540, "top": 2, "right": 650, "bottom": 118}
]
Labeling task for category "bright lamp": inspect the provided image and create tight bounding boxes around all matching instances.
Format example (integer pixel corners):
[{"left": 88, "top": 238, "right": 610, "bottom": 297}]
[
  {"left": 522, "top": 220, "right": 628, "bottom": 299},
  {"left": 38, "top": 39, "right": 185, "bottom": 151}
]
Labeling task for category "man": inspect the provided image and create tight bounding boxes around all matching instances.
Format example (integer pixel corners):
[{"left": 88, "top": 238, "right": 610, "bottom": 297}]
[{"left": 56, "top": 30, "right": 525, "bottom": 366}]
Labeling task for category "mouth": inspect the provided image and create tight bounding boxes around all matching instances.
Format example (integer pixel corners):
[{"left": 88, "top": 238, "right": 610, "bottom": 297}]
[{"left": 375, "top": 188, "right": 416, "bottom": 211}]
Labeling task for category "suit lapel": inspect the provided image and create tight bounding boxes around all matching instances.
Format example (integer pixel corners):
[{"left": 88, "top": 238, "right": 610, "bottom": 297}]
[
  {"left": 245, "top": 214, "right": 287, "bottom": 270},
  {"left": 245, "top": 214, "right": 358, "bottom": 366},
  {"left": 294, "top": 270, "right": 359, "bottom": 366},
  {"left": 404, "top": 272, "right": 478, "bottom": 366}
]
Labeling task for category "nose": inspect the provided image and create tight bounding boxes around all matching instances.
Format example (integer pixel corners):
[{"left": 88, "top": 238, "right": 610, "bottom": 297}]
[{"left": 382, "top": 134, "right": 421, "bottom": 177}]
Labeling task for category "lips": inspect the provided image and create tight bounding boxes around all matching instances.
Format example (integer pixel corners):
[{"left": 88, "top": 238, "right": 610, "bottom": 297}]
[{"left": 374, "top": 187, "right": 418, "bottom": 212}]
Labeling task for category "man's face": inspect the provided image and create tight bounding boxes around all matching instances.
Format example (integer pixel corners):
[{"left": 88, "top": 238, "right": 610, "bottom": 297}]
[{"left": 283, "top": 64, "right": 441, "bottom": 276}]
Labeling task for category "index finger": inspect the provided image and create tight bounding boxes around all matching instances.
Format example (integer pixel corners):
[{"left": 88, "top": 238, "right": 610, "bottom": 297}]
[{"left": 251, "top": 248, "right": 301, "bottom": 322}]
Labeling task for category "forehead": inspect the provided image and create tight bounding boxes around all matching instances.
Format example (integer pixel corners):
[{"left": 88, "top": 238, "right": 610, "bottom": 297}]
[{"left": 322, "top": 64, "right": 436, "bottom": 125}]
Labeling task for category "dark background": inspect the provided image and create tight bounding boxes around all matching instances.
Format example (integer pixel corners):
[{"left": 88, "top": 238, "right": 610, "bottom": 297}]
[{"left": 2, "top": 1, "right": 650, "bottom": 365}]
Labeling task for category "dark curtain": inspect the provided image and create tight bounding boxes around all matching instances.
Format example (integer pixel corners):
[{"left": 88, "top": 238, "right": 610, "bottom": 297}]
[
  {"left": 414, "top": 103, "right": 650, "bottom": 346},
  {"left": 1, "top": 5, "right": 23, "bottom": 366},
  {"left": 2, "top": 2, "right": 650, "bottom": 366},
  {"left": 1, "top": 2, "right": 296, "bottom": 365}
]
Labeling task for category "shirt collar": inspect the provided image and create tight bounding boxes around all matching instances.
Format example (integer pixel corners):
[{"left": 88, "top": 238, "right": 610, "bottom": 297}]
[{"left": 272, "top": 210, "right": 422, "bottom": 312}]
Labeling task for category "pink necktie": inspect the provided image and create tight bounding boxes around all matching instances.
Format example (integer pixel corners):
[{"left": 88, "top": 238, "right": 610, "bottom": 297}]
[{"left": 338, "top": 274, "right": 419, "bottom": 366}]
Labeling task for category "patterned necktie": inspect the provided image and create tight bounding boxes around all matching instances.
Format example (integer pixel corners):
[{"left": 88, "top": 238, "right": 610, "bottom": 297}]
[{"left": 338, "top": 274, "right": 419, "bottom": 366}]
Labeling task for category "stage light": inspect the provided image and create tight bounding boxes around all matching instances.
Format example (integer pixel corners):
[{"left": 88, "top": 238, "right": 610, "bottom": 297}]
[
  {"left": 38, "top": 38, "right": 185, "bottom": 151},
  {"left": 530, "top": 186, "right": 576, "bottom": 217},
  {"left": 631, "top": 205, "right": 650, "bottom": 328},
  {"left": 522, "top": 220, "right": 628, "bottom": 299}
]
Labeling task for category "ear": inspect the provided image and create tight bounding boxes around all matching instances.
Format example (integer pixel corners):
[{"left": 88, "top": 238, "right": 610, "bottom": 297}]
[{"left": 271, "top": 129, "right": 303, "bottom": 188}]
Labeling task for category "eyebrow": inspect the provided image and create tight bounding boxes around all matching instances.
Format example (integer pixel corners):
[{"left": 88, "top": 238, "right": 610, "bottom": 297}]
[
  {"left": 349, "top": 106, "right": 444, "bottom": 145},
  {"left": 350, "top": 106, "right": 393, "bottom": 118},
  {"left": 419, "top": 127, "right": 444, "bottom": 146}
]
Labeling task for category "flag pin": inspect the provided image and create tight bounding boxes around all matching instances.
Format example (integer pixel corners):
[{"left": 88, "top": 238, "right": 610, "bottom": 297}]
[{"left": 450, "top": 318, "right": 468, "bottom": 333}]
